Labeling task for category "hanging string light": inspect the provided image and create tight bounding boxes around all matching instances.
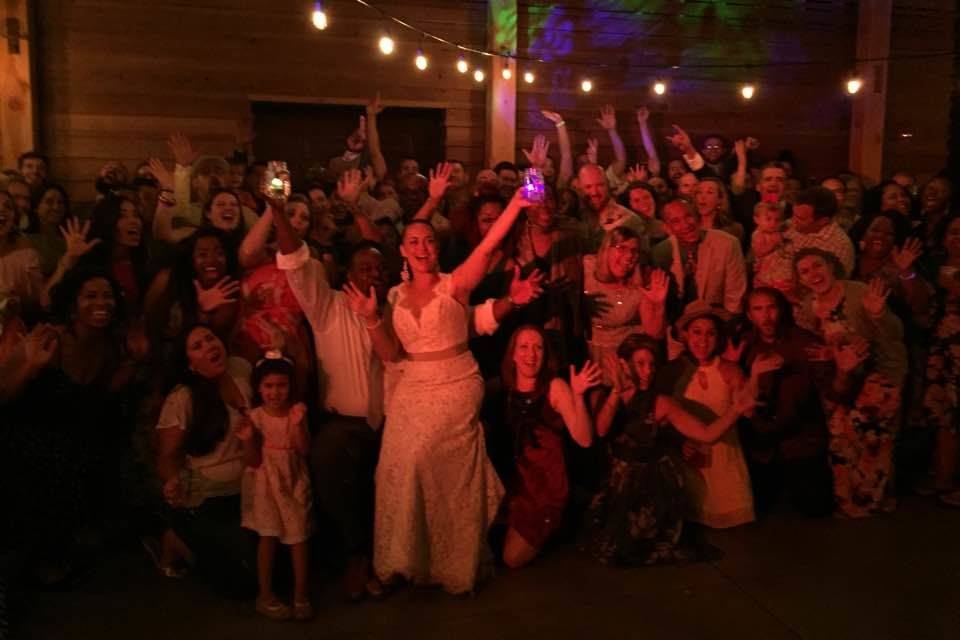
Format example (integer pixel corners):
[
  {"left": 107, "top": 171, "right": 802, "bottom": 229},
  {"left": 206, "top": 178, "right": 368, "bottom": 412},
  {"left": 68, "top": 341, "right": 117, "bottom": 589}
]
[
  {"left": 845, "top": 75, "right": 863, "bottom": 95},
  {"left": 378, "top": 33, "right": 395, "bottom": 55},
  {"left": 474, "top": 69, "right": 486, "bottom": 83},
  {"left": 502, "top": 67, "right": 512, "bottom": 80},
  {"left": 456, "top": 54, "right": 469, "bottom": 74},
  {"left": 653, "top": 79, "right": 667, "bottom": 96},
  {"left": 415, "top": 48, "right": 428, "bottom": 71},
  {"left": 310, "top": 1, "right": 328, "bottom": 30},
  {"left": 740, "top": 83, "right": 756, "bottom": 100},
  {"left": 581, "top": 79, "right": 593, "bottom": 93},
  {"left": 523, "top": 71, "right": 535, "bottom": 84}
]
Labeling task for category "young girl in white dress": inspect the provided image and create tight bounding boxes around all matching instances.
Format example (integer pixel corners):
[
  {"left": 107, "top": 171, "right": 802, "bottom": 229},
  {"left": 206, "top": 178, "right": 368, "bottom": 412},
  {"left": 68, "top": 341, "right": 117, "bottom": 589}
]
[{"left": 239, "top": 351, "right": 314, "bottom": 621}]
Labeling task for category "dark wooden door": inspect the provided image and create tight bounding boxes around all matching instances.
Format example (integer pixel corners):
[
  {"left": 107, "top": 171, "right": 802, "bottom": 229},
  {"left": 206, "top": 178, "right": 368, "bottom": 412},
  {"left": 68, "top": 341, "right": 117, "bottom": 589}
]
[{"left": 252, "top": 102, "right": 445, "bottom": 188}]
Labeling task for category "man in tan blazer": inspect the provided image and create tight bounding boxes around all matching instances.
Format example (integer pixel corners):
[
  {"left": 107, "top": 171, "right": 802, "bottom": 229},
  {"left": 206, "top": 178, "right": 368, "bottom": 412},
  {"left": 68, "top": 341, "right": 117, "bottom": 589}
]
[{"left": 652, "top": 197, "right": 747, "bottom": 319}]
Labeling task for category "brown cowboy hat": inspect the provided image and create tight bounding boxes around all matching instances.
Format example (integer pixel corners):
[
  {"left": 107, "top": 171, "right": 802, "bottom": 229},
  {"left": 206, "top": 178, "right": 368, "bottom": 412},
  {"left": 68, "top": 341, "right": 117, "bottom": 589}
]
[{"left": 675, "top": 300, "right": 732, "bottom": 332}]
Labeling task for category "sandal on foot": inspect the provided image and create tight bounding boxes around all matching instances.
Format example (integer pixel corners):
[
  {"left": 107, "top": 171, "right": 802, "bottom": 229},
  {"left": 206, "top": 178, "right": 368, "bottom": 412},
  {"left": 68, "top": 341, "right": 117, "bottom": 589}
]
[
  {"left": 365, "top": 577, "right": 386, "bottom": 600},
  {"left": 256, "top": 598, "right": 292, "bottom": 621},
  {"left": 293, "top": 599, "right": 314, "bottom": 621}
]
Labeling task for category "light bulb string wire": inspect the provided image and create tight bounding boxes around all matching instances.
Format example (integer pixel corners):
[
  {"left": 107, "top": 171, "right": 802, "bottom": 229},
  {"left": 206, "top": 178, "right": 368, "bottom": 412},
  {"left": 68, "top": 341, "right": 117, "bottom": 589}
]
[{"left": 350, "top": 0, "right": 958, "bottom": 71}]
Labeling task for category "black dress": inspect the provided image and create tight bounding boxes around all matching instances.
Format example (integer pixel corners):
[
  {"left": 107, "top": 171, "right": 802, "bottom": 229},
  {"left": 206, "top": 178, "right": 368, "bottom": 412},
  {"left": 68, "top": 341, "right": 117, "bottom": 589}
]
[{"left": 583, "top": 392, "right": 690, "bottom": 566}]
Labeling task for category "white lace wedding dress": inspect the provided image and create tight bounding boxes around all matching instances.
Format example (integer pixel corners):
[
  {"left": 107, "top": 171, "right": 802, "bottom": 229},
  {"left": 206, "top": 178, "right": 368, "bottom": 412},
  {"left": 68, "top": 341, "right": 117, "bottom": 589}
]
[{"left": 373, "top": 274, "right": 504, "bottom": 594}]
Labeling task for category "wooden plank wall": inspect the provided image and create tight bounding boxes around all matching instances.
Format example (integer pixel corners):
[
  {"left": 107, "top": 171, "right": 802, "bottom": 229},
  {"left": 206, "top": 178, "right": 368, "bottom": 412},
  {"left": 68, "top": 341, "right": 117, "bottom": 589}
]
[
  {"left": 35, "top": 0, "right": 488, "bottom": 202},
  {"left": 514, "top": 0, "right": 861, "bottom": 181},
  {"left": 884, "top": 0, "right": 955, "bottom": 182}
]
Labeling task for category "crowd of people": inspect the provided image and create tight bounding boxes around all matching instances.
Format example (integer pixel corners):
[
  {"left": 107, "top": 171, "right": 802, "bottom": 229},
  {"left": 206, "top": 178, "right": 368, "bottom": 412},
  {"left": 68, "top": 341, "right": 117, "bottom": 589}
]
[{"left": 0, "top": 94, "right": 957, "bottom": 622}]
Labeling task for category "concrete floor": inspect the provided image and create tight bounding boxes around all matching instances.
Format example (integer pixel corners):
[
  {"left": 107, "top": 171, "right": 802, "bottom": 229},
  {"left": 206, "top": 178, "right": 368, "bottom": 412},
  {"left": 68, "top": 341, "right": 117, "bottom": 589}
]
[{"left": 18, "top": 497, "right": 960, "bottom": 640}]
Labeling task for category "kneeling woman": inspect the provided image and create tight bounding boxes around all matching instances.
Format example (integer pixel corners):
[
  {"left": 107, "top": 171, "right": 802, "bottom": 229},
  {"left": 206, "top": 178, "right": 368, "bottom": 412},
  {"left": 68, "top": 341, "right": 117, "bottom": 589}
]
[
  {"left": 498, "top": 325, "right": 602, "bottom": 568},
  {"left": 155, "top": 324, "right": 260, "bottom": 596},
  {"left": 585, "top": 334, "right": 760, "bottom": 565}
]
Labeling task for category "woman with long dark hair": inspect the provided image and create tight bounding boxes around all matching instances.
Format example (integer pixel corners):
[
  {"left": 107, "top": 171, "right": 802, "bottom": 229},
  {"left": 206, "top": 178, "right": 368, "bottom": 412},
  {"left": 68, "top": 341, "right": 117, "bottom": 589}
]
[{"left": 154, "top": 323, "right": 259, "bottom": 596}]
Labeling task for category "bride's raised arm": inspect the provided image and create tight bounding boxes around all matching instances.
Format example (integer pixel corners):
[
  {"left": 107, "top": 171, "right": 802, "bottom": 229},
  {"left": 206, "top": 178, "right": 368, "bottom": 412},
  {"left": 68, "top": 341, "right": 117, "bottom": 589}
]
[{"left": 451, "top": 188, "right": 531, "bottom": 301}]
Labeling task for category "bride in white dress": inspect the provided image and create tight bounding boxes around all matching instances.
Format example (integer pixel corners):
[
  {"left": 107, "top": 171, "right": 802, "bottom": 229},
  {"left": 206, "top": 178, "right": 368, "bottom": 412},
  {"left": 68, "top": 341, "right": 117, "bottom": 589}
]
[{"left": 345, "top": 179, "right": 532, "bottom": 594}]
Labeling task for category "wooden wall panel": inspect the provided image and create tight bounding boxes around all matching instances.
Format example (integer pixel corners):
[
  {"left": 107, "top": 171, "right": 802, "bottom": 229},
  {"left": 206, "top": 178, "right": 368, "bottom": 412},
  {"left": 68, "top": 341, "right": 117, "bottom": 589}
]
[
  {"left": 36, "top": 0, "right": 488, "bottom": 202},
  {"left": 883, "top": 0, "right": 954, "bottom": 182}
]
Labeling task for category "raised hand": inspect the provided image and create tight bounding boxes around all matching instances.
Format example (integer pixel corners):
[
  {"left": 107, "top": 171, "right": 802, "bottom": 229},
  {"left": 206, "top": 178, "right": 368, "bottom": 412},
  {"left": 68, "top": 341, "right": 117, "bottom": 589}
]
[
  {"left": 583, "top": 291, "right": 613, "bottom": 319},
  {"left": 597, "top": 104, "right": 617, "bottom": 130},
  {"left": 625, "top": 163, "right": 649, "bottom": 183},
  {"left": 22, "top": 323, "right": 59, "bottom": 370},
  {"left": 641, "top": 269, "right": 669, "bottom": 305},
  {"left": 428, "top": 162, "right": 453, "bottom": 201},
  {"left": 891, "top": 237, "right": 923, "bottom": 273},
  {"left": 167, "top": 132, "right": 198, "bottom": 167},
  {"left": 337, "top": 168, "right": 364, "bottom": 204},
  {"left": 342, "top": 282, "right": 378, "bottom": 322},
  {"left": 750, "top": 351, "right": 784, "bottom": 378},
  {"left": 507, "top": 186, "right": 534, "bottom": 210},
  {"left": 586, "top": 137, "right": 599, "bottom": 165},
  {"left": 522, "top": 135, "right": 550, "bottom": 169},
  {"left": 60, "top": 218, "right": 101, "bottom": 262},
  {"left": 862, "top": 277, "right": 891, "bottom": 317},
  {"left": 508, "top": 266, "right": 545, "bottom": 306},
  {"left": 193, "top": 276, "right": 240, "bottom": 312},
  {"left": 540, "top": 110, "right": 564, "bottom": 125},
  {"left": 366, "top": 91, "right": 383, "bottom": 117},
  {"left": 722, "top": 339, "right": 746, "bottom": 363},
  {"left": 734, "top": 139, "right": 747, "bottom": 162},
  {"left": 665, "top": 125, "right": 694, "bottom": 154},
  {"left": 732, "top": 383, "right": 759, "bottom": 415},
  {"left": 570, "top": 360, "right": 603, "bottom": 395},
  {"left": 635, "top": 106, "right": 650, "bottom": 125},
  {"left": 835, "top": 336, "right": 870, "bottom": 374},
  {"left": 147, "top": 158, "right": 175, "bottom": 192}
]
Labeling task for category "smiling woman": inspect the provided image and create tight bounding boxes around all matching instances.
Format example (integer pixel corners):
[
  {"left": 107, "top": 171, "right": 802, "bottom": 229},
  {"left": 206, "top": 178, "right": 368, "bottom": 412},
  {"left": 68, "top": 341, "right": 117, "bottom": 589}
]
[{"left": 0, "top": 267, "right": 145, "bottom": 588}]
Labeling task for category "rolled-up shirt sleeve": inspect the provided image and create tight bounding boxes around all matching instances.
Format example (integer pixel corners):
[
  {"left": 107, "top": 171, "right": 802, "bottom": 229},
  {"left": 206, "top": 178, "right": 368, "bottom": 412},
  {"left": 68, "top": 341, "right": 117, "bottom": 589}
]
[
  {"left": 470, "top": 298, "right": 500, "bottom": 337},
  {"left": 277, "top": 242, "right": 335, "bottom": 330}
]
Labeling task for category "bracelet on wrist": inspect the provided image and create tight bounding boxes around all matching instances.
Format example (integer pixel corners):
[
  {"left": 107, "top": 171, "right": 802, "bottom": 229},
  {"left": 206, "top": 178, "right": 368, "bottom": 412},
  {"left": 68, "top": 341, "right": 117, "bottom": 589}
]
[
  {"left": 556, "top": 121, "right": 566, "bottom": 128},
  {"left": 898, "top": 270, "right": 916, "bottom": 281}
]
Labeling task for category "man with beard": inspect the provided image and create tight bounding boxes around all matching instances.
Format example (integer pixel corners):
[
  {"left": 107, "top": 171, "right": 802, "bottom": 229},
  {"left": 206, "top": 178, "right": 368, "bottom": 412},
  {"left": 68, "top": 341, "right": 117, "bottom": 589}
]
[
  {"left": 737, "top": 287, "right": 847, "bottom": 517},
  {"left": 577, "top": 163, "right": 648, "bottom": 253}
]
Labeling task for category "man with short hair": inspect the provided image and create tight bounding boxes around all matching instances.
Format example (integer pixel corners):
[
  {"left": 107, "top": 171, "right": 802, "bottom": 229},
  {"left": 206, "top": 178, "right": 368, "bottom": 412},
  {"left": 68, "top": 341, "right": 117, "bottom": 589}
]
[
  {"left": 820, "top": 176, "right": 856, "bottom": 230},
  {"left": 17, "top": 151, "right": 48, "bottom": 193},
  {"left": 493, "top": 161, "right": 519, "bottom": 201},
  {"left": 577, "top": 163, "right": 649, "bottom": 252},
  {"left": 652, "top": 197, "right": 747, "bottom": 317},
  {"left": 785, "top": 186, "right": 855, "bottom": 276}
]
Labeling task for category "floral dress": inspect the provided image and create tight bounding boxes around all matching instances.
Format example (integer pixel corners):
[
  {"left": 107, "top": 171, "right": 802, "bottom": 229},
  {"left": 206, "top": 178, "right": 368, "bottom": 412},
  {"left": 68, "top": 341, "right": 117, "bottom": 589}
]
[
  {"left": 796, "top": 281, "right": 906, "bottom": 517},
  {"left": 584, "top": 392, "right": 688, "bottom": 565}
]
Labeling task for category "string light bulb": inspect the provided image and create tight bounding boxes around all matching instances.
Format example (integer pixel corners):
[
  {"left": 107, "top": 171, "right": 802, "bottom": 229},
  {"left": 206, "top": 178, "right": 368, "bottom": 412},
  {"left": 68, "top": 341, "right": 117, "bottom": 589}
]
[
  {"left": 415, "top": 49, "right": 428, "bottom": 71},
  {"left": 378, "top": 34, "right": 395, "bottom": 55},
  {"left": 653, "top": 80, "right": 667, "bottom": 96},
  {"left": 502, "top": 67, "right": 512, "bottom": 80},
  {"left": 740, "top": 83, "right": 756, "bottom": 100},
  {"left": 456, "top": 55, "right": 469, "bottom": 74},
  {"left": 581, "top": 79, "right": 593, "bottom": 93},
  {"left": 474, "top": 69, "right": 485, "bottom": 83},
  {"left": 523, "top": 71, "right": 535, "bottom": 84},
  {"left": 310, "top": 1, "right": 328, "bottom": 30},
  {"left": 845, "top": 76, "right": 863, "bottom": 95}
]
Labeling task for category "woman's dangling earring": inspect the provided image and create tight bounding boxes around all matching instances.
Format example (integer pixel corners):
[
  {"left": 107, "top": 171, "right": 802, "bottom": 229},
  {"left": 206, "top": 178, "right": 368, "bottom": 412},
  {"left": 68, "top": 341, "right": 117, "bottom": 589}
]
[{"left": 401, "top": 258, "right": 411, "bottom": 283}]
